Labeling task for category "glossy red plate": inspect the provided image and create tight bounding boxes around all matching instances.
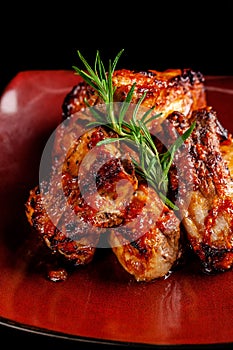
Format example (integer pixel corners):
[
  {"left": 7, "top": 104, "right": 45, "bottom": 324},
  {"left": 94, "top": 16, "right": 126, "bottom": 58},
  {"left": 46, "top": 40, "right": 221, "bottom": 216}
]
[{"left": 0, "top": 71, "right": 233, "bottom": 348}]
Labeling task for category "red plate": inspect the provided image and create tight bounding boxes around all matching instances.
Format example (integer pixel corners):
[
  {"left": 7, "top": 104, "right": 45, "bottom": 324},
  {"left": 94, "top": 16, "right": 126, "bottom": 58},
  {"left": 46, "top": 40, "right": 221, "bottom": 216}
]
[{"left": 0, "top": 71, "right": 233, "bottom": 347}]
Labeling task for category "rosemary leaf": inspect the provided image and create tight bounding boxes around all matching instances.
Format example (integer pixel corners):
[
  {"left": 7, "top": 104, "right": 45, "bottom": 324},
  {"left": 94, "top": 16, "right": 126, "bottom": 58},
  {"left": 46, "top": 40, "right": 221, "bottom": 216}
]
[{"left": 73, "top": 49, "right": 195, "bottom": 210}]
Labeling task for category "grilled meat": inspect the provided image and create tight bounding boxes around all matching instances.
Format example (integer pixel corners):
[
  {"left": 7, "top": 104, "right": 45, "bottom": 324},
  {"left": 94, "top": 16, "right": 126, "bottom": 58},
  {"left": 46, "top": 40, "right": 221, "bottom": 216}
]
[
  {"left": 26, "top": 123, "right": 182, "bottom": 280},
  {"left": 161, "top": 107, "right": 233, "bottom": 273},
  {"left": 25, "top": 182, "right": 99, "bottom": 266},
  {"left": 53, "top": 68, "right": 207, "bottom": 167},
  {"left": 111, "top": 68, "right": 206, "bottom": 128},
  {"left": 25, "top": 125, "right": 139, "bottom": 264},
  {"left": 25, "top": 64, "right": 233, "bottom": 281},
  {"left": 109, "top": 180, "right": 181, "bottom": 282},
  {"left": 62, "top": 68, "right": 206, "bottom": 122}
]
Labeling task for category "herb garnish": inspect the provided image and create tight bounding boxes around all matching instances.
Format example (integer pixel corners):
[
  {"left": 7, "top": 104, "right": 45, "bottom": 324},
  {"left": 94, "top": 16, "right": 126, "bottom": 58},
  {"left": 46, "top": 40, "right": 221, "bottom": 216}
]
[{"left": 72, "top": 49, "right": 195, "bottom": 210}]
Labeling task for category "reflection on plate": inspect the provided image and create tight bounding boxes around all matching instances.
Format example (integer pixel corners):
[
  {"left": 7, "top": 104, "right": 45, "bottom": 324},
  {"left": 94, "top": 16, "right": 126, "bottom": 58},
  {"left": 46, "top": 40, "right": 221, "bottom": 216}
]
[{"left": 0, "top": 71, "right": 233, "bottom": 347}]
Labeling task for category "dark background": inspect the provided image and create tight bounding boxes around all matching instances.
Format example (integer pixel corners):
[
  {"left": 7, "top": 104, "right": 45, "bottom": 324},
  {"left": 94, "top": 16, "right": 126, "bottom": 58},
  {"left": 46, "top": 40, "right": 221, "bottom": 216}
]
[
  {"left": 1, "top": 2, "right": 233, "bottom": 349},
  {"left": 1, "top": 2, "right": 233, "bottom": 94}
]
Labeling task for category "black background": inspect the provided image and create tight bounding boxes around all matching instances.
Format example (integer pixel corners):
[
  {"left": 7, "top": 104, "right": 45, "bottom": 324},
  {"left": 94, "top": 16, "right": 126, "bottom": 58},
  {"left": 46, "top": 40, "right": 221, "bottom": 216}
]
[
  {"left": 1, "top": 2, "right": 233, "bottom": 94},
  {"left": 1, "top": 1, "right": 233, "bottom": 349}
]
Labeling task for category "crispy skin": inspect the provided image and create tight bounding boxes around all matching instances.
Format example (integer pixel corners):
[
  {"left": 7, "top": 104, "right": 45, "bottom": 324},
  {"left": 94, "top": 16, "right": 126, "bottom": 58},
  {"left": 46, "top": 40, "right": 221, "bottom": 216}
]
[
  {"left": 161, "top": 107, "right": 233, "bottom": 273},
  {"left": 26, "top": 126, "right": 140, "bottom": 264},
  {"left": 62, "top": 68, "right": 206, "bottom": 128},
  {"left": 54, "top": 67, "right": 207, "bottom": 168},
  {"left": 112, "top": 68, "right": 206, "bottom": 129},
  {"left": 109, "top": 180, "right": 181, "bottom": 282},
  {"left": 26, "top": 123, "right": 181, "bottom": 281},
  {"left": 62, "top": 68, "right": 206, "bottom": 120},
  {"left": 25, "top": 182, "right": 98, "bottom": 266},
  {"left": 26, "top": 66, "right": 233, "bottom": 281}
]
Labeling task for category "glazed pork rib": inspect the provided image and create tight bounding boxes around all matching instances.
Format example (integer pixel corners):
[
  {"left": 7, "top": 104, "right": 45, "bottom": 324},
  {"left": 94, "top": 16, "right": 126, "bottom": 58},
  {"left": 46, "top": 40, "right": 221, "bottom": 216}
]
[
  {"left": 62, "top": 68, "right": 206, "bottom": 121},
  {"left": 162, "top": 107, "right": 233, "bottom": 273},
  {"left": 109, "top": 180, "right": 181, "bottom": 282},
  {"left": 111, "top": 68, "right": 206, "bottom": 127},
  {"left": 53, "top": 68, "right": 207, "bottom": 166}
]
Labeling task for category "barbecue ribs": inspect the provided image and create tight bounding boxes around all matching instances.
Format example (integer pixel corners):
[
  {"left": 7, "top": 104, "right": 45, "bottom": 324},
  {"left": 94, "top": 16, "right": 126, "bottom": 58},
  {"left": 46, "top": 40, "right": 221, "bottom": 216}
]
[{"left": 161, "top": 107, "right": 233, "bottom": 273}]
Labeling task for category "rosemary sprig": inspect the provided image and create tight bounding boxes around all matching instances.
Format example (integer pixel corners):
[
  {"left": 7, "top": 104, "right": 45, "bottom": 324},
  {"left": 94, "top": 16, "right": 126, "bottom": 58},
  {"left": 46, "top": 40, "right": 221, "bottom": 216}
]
[{"left": 72, "top": 49, "right": 194, "bottom": 210}]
